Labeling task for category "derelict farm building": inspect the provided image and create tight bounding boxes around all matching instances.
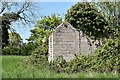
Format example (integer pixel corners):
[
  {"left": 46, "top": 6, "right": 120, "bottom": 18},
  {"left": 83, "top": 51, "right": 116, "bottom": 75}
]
[{"left": 48, "top": 22, "right": 97, "bottom": 62}]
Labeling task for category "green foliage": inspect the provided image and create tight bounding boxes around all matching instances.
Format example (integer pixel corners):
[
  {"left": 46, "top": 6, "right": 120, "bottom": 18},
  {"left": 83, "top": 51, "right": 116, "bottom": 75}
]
[
  {"left": 2, "top": 56, "right": 120, "bottom": 78},
  {"left": 1, "top": 2, "right": 37, "bottom": 48},
  {"left": 27, "top": 28, "right": 52, "bottom": 45},
  {"left": 25, "top": 27, "right": 52, "bottom": 56},
  {"left": 20, "top": 43, "right": 36, "bottom": 55},
  {"left": 94, "top": 2, "right": 119, "bottom": 39},
  {"left": 27, "top": 14, "right": 57, "bottom": 47},
  {"left": 36, "top": 14, "right": 62, "bottom": 30},
  {"left": 26, "top": 27, "right": 52, "bottom": 56},
  {"left": 2, "top": 45, "right": 22, "bottom": 55},
  {"left": 1, "top": 13, "right": 20, "bottom": 48},
  {"left": 49, "top": 55, "right": 68, "bottom": 73},
  {"left": 94, "top": 2, "right": 119, "bottom": 26},
  {"left": 50, "top": 54, "right": 93, "bottom": 73},
  {"left": 2, "top": 43, "right": 33, "bottom": 56},
  {"left": 65, "top": 2, "right": 109, "bottom": 39},
  {"left": 9, "top": 32, "right": 23, "bottom": 47},
  {"left": 50, "top": 38, "right": 120, "bottom": 73},
  {"left": 25, "top": 14, "right": 62, "bottom": 66},
  {"left": 24, "top": 44, "right": 48, "bottom": 66},
  {"left": 92, "top": 38, "right": 119, "bottom": 72}
]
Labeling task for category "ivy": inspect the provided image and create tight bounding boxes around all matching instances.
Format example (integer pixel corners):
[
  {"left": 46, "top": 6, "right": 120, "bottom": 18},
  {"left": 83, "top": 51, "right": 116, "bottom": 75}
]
[
  {"left": 50, "top": 38, "right": 120, "bottom": 73},
  {"left": 65, "top": 2, "right": 109, "bottom": 39}
]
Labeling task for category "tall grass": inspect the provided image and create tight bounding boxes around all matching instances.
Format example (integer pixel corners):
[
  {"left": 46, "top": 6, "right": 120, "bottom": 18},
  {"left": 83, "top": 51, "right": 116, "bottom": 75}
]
[{"left": 1, "top": 56, "right": 120, "bottom": 78}]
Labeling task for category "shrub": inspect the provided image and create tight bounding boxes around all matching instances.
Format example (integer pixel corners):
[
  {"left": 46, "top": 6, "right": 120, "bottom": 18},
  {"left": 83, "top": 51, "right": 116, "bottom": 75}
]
[
  {"left": 2, "top": 45, "right": 22, "bottom": 55},
  {"left": 92, "top": 38, "right": 120, "bottom": 72},
  {"left": 49, "top": 38, "right": 120, "bottom": 73},
  {"left": 20, "top": 43, "right": 36, "bottom": 56},
  {"left": 2, "top": 43, "right": 36, "bottom": 56},
  {"left": 49, "top": 55, "right": 68, "bottom": 73},
  {"left": 24, "top": 44, "right": 48, "bottom": 67}
]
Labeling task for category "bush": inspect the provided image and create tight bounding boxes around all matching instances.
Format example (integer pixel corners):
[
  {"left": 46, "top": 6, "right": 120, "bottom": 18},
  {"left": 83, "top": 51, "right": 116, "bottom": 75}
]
[
  {"left": 49, "top": 55, "right": 68, "bottom": 73},
  {"left": 49, "top": 38, "right": 120, "bottom": 73},
  {"left": 24, "top": 44, "right": 48, "bottom": 67},
  {"left": 20, "top": 43, "right": 36, "bottom": 56},
  {"left": 2, "top": 43, "right": 36, "bottom": 56},
  {"left": 2, "top": 45, "right": 22, "bottom": 55},
  {"left": 92, "top": 38, "right": 120, "bottom": 72}
]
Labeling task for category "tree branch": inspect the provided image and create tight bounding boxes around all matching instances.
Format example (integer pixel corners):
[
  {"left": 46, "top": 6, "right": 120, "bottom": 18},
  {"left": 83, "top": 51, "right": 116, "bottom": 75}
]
[{"left": 0, "top": 2, "right": 8, "bottom": 14}]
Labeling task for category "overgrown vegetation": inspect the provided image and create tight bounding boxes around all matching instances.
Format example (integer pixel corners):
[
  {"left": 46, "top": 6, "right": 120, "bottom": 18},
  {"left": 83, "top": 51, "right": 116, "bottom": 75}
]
[
  {"left": 24, "top": 45, "right": 48, "bottom": 66},
  {"left": 2, "top": 2, "right": 120, "bottom": 78},
  {"left": 23, "top": 14, "right": 62, "bottom": 65},
  {"left": 2, "top": 56, "right": 120, "bottom": 78},
  {"left": 65, "top": 2, "right": 109, "bottom": 40},
  {"left": 24, "top": 2, "right": 119, "bottom": 74},
  {"left": 50, "top": 38, "right": 119, "bottom": 73},
  {"left": 2, "top": 44, "right": 33, "bottom": 56},
  {"left": 2, "top": 45, "right": 23, "bottom": 55}
]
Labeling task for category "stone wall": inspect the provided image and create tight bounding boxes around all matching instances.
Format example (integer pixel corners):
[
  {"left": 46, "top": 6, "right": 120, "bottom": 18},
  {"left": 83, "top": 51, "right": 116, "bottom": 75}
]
[
  {"left": 48, "top": 22, "right": 80, "bottom": 62},
  {"left": 48, "top": 22, "right": 97, "bottom": 62},
  {"left": 79, "top": 33, "right": 97, "bottom": 54}
]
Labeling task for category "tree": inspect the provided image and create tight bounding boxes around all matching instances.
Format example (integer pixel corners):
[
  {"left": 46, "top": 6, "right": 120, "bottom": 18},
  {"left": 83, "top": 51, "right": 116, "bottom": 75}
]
[
  {"left": 27, "top": 27, "right": 51, "bottom": 45},
  {"left": 0, "top": 2, "right": 38, "bottom": 48},
  {"left": 1, "top": 12, "right": 21, "bottom": 48},
  {"left": 25, "top": 14, "right": 62, "bottom": 64},
  {"left": 36, "top": 14, "right": 62, "bottom": 30},
  {"left": 65, "top": 2, "right": 109, "bottom": 40},
  {"left": 9, "top": 32, "right": 23, "bottom": 47},
  {"left": 94, "top": 2, "right": 119, "bottom": 39},
  {"left": 27, "top": 14, "right": 62, "bottom": 45}
]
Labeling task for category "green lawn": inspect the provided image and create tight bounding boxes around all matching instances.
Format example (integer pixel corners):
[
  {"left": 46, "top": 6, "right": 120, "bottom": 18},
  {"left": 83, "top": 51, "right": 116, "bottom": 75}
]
[{"left": 1, "top": 56, "right": 120, "bottom": 78}]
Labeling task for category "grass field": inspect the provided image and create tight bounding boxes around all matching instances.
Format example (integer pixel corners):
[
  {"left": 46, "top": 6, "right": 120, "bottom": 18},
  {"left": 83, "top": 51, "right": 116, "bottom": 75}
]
[{"left": 1, "top": 56, "right": 120, "bottom": 78}]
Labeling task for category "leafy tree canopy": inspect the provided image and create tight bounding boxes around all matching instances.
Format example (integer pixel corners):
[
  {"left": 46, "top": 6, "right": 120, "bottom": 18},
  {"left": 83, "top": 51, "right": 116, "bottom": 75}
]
[
  {"left": 9, "top": 32, "right": 23, "bottom": 47},
  {"left": 36, "top": 14, "right": 62, "bottom": 30},
  {"left": 25, "top": 14, "right": 62, "bottom": 64},
  {"left": 27, "top": 14, "right": 62, "bottom": 47},
  {"left": 94, "top": 2, "right": 119, "bottom": 39},
  {"left": 65, "top": 2, "right": 109, "bottom": 40},
  {"left": 1, "top": 2, "right": 38, "bottom": 48}
]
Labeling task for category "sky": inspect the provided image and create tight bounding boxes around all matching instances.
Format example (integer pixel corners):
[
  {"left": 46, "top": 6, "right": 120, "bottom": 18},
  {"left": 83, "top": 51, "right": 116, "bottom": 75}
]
[
  {"left": 1, "top": 1, "right": 118, "bottom": 43},
  {"left": 12, "top": 2, "right": 77, "bottom": 43}
]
